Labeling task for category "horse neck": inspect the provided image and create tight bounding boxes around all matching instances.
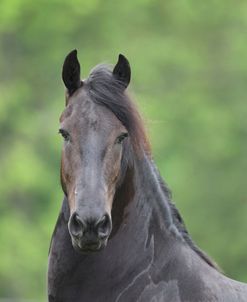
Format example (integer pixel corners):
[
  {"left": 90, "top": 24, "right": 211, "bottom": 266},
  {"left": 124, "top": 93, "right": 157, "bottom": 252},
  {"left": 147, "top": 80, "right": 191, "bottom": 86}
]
[
  {"left": 110, "top": 151, "right": 183, "bottom": 258},
  {"left": 135, "top": 153, "right": 181, "bottom": 237}
]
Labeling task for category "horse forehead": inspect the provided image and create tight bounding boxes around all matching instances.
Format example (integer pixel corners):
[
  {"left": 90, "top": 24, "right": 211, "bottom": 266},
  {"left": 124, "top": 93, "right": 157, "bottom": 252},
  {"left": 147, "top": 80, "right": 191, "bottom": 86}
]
[
  {"left": 77, "top": 101, "right": 100, "bottom": 130},
  {"left": 62, "top": 99, "right": 123, "bottom": 145},
  {"left": 73, "top": 98, "right": 122, "bottom": 132},
  {"left": 62, "top": 88, "right": 124, "bottom": 134}
]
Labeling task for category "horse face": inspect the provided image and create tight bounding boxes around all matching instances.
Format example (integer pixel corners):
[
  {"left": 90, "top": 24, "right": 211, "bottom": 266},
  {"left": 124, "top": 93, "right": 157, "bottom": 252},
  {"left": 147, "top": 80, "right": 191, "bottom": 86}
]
[
  {"left": 60, "top": 50, "right": 131, "bottom": 253},
  {"left": 59, "top": 94, "right": 128, "bottom": 252}
]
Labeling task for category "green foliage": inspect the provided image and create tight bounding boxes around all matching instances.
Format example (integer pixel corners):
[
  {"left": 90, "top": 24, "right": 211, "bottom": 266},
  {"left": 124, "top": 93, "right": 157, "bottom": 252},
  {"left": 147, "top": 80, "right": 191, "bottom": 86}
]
[{"left": 0, "top": 0, "right": 247, "bottom": 299}]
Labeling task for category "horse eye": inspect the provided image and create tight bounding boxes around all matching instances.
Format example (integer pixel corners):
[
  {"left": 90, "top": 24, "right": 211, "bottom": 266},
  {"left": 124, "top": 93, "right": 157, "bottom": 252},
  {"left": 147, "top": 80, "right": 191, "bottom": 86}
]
[
  {"left": 115, "top": 132, "right": 128, "bottom": 144},
  {"left": 59, "top": 129, "right": 70, "bottom": 141}
]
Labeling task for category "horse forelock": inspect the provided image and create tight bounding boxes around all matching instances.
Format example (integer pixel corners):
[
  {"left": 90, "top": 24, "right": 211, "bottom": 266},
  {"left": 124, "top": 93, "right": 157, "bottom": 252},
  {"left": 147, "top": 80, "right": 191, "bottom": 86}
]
[{"left": 84, "top": 64, "right": 150, "bottom": 156}]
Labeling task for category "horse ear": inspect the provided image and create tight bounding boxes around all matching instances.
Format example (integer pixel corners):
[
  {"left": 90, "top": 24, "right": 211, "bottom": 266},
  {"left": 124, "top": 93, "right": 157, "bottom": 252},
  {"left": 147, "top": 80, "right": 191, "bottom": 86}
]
[
  {"left": 113, "top": 54, "right": 131, "bottom": 88},
  {"left": 62, "top": 49, "right": 81, "bottom": 95}
]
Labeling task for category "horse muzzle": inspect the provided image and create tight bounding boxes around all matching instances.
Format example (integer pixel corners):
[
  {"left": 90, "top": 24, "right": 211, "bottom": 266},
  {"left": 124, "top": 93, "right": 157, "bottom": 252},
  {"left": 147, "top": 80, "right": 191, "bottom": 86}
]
[{"left": 68, "top": 212, "right": 112, "bottom": 253}]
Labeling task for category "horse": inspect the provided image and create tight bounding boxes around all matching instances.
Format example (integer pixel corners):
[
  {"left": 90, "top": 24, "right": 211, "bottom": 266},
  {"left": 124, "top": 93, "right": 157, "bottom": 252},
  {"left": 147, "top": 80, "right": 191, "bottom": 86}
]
[{"left": 48, "top": 50, "right": 247, "bottom": 302}]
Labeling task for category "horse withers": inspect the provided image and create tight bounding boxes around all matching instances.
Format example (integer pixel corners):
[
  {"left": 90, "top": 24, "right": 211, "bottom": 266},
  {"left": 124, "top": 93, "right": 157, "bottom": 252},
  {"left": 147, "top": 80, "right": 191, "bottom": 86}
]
[{"left": 48, "top": 50, "right": 247, "bottom": 301}]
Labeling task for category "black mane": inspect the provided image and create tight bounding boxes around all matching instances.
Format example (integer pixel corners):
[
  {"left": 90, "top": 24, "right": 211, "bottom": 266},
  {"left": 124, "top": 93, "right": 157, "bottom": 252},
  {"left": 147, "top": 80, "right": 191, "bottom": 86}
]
[
  {"left": 85, "top": 64, "right": 218, "bottom": 270},
  {"left": 85, "top": 64, "right": 150, "bottom": 153}
]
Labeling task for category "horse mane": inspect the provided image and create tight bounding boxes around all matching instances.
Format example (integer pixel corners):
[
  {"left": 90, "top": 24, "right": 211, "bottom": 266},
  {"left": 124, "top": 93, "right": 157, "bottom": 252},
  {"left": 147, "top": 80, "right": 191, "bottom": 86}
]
[
  {"left": 158, "top": 178, "right": 220, "bottom": 270},
  {"left": 85, "top": 64, "right": 150, "bottom": 155},
  {"left": 85, "top": 64, "right": 219, "bottom": 271}
]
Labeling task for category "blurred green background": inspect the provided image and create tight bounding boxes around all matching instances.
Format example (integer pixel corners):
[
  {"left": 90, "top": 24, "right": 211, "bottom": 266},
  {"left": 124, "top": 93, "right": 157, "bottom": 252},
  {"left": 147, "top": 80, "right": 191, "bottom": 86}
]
[{"left": 0, "top": 0, "right": 247, "bottom": 300}]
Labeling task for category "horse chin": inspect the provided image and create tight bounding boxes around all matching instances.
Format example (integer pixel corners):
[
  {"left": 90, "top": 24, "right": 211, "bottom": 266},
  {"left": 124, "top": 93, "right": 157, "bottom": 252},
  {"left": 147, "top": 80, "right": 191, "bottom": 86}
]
[{"left": 71, "top": 238, "right": 108, "bottom": 254}]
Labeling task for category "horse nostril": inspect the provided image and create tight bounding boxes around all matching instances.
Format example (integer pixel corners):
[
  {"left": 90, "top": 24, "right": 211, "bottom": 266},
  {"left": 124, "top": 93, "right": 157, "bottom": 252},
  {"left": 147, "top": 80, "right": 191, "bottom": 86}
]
[
  {"left": 69, "top": 212, "right": 85, "bottom": 239},
  {"left": 96, "top": 214, "right": 112, "bottom": 239}
]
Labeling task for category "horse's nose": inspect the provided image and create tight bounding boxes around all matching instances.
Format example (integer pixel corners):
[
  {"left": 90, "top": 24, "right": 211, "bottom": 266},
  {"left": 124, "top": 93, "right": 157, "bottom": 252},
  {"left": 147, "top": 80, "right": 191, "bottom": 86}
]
[
  {"left": 68, "top": 212, "right": 112, "bottom": 240},
  {"left": 95, "top": 214, "right": 112, "bottom": 240},
  {"left": 68, "top": 213, "right": 86, "bottom": 239}
]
